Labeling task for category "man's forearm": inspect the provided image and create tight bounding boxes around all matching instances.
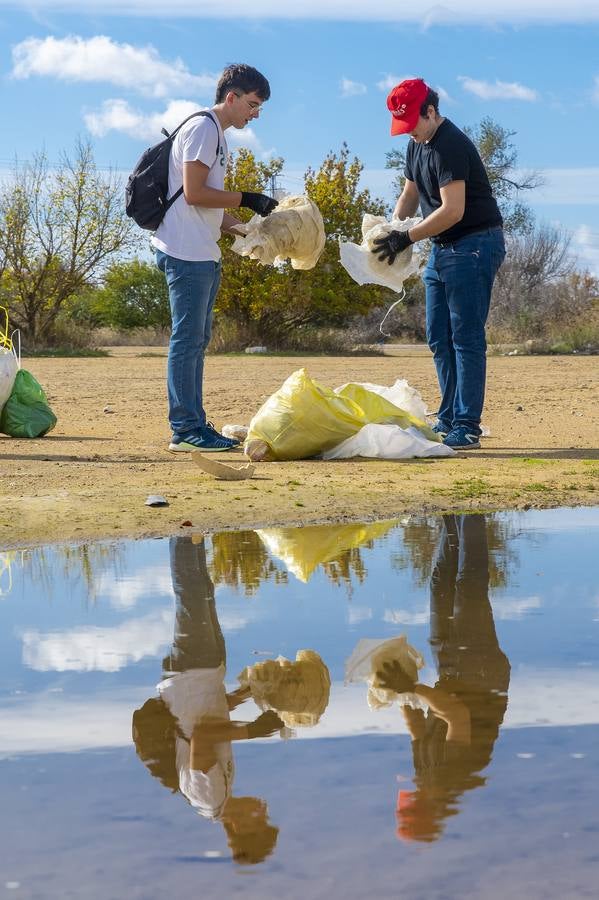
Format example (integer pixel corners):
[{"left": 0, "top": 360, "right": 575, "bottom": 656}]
[
  {"left": 184, "top": 185, "right": 243, "bottom": 209},
  {"left": 394, "top": 194, "right": 419, "bottom": 220},
  {"left": 408, "top": 205, "right": 463, "bottom": 242}
]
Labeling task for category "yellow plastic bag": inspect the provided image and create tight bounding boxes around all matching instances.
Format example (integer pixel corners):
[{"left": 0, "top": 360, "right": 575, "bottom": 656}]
[
  {"left": 256, "top": 520, "right": 397, "bottom": 583},
  {"left": 245, "top": 368, "right": 434, "bottom": 461}
]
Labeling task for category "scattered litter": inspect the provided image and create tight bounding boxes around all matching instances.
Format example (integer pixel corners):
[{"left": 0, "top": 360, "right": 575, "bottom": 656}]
[
  {"left": 516, "top": 405, "right": 524, "bottom": 412},
  {"left": 191, "top": 450, "right": 255, "bottom": 480},
  {"left": 145, "top": 495, "right": 169, "bottom": 507},
  {"left": 103, "top": 405, "right": 115, "bottom": 414},
  {"left": 339, "top": 214, "right": 422, "bottom": 293},
  {"left": 232, "top": 195, "right": 325, "bottom": 270},
  {"left": 180, "top": 520, "right": 193, "bottom": 527},
  {"left": 222, "top": 424, "right": 249, "bottom": 441},
  {"left": 480, "top": 424, "right": 491, "bottom": 437},
  {"left": 244, "top": 346, "right": 268, "bottom": 354},
  {"left": 345, "top": 635, "right": 426, "bottom": 711}
]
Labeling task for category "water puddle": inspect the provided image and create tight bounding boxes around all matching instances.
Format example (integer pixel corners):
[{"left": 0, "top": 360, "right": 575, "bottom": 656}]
[{"left": 1, "top": 508, "right": 598, "bottom": 898}]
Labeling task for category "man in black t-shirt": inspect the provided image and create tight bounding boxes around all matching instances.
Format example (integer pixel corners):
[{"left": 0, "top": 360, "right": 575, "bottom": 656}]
[{"left": 373, "top": 78, "right": 506, "bottom": 449}]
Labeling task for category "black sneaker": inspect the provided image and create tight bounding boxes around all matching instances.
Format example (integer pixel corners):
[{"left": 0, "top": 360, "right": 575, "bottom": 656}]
[{"left": 169, "top": 429, "right": 235, "bottom": 453}]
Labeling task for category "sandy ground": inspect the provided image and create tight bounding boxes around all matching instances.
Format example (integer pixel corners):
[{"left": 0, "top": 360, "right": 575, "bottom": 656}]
[{"left": 1, "top": 347, "right": 598, "bottom": 549}]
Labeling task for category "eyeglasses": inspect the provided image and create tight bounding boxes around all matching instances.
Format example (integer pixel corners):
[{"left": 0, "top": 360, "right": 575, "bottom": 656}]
[{"left": 233, "top": 92, "right": 262, "bottom": 112}]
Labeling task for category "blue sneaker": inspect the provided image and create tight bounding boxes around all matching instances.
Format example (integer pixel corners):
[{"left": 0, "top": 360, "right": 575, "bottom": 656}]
[
  {"left": 443, "top": 425, "right": 481, "bottom": 450},
  {"left": 169, "top": 429, "right": 235, "bottom": 453},
  {"left": 205, "top": 420, "right": 241, "bottom": 446},
  {"left": 432, "top": 420, "right": 451, "bottom": 438}
]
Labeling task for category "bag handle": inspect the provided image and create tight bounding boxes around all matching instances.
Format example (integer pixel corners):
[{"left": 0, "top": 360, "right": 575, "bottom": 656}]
[{"left": 163, "top": 111, "right": 221, "bottom": 212}]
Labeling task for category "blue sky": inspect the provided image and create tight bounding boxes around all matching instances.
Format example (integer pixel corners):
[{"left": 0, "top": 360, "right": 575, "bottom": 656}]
[{"left": 1, "top": 2, "right": 599, "bottom": 271}]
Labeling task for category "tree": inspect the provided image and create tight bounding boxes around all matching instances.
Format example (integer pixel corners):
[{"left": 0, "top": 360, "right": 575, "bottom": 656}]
[
  {"left": 216, "top": 145, "right": 393, "bottom": 345},
  {"left": 385, "top": 117, "right": 542, "bottom": 235},
  {"left": 0, "top": 141, "right": 139, "bottom": 345},
  {"left": 92, "top": 259, "right": 171, "bottom": 330}
]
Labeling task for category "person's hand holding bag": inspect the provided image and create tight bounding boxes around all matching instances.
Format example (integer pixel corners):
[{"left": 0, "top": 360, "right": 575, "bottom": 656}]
[{"left": 372, "top": 229, "right": 413, "bottom": 265}]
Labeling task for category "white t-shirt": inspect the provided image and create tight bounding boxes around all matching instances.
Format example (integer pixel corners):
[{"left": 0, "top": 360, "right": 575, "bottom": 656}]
[
  {"left": 158, "top": 665, "right": 235, "bottom": 819},
  {"left": 151, "top": 111, "right": 228, "bottom": 263}
]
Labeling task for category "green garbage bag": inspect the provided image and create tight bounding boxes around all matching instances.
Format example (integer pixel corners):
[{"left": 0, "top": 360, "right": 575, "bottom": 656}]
[{"left": 0, "top": 369, "right": 57, "bottom": 438}]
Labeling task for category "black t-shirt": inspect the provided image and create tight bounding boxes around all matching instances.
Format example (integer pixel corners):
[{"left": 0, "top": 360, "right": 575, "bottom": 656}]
[{"left": 404, "top": 119, "right": 502, "bottom": 243}]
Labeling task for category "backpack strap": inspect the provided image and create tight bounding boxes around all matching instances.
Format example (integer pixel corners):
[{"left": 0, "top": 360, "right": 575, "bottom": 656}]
[{"left": 164, "top": 111, "right": 221, "bottom": 212}]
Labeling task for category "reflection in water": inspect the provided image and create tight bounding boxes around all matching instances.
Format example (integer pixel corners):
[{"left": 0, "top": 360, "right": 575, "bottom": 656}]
[
  {"left": 256, "top": 520, "right": 396, "bottom": 585},
  {"left": 132, "top": 536, "right": 330, "bottom": 864},
  {"left": 239, "top": 650, "right": 330, "bottom": 729},
  {"left": 376, "top": 514, "right": 511, "bottom": 842},
  {"left": 209, "top": 530, "right": 288, "bottom": 596}
]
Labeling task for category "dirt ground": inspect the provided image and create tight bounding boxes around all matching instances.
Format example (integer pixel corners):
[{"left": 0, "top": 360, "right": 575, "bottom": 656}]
[{"left": 2, "top": 347, "right": 598, "bottom": 549}]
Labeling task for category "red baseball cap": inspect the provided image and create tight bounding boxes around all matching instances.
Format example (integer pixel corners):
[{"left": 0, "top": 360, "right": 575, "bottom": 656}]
[{"left": 387, "top": 78, "right": 429, "bottom": 136}]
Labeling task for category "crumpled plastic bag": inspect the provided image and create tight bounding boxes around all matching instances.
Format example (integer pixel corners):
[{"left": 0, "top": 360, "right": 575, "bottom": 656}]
[
  {"left": 0, "top": 347, "right": 18, "bottom": 414},
  {"left": 322, "top": 423, "right": 456, "bottom": 460},
  {"left": 339, "top": 214, "right": 422, "bottom": 293},
  {"left": 244, "top": 368, "right": 436, "bottom": 461},
  {"left": 345, "top": 635, "right": 427, "bottom": 711},
  {"left": 238, "top": 649, "right": 331, "bottom": 728},
  {"left": 0, "top": 368, "right": 57, "bottom": 438},
  {"left": 256, "top": 519, "right": 397, "bottom": 583},
  {"left": 338, "top": 379, "right": 428, "bottom": 423},
  {"left": 232, "top": 195, "right": 325, "bottom": 270}
]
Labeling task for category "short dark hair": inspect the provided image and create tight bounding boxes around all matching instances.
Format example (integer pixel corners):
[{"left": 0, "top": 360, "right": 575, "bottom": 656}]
[
  {"left": 215, "top": 64, "right": 271, "bottom": 104},
  {"left": 420, "top": 87, "right": 440, "bottom": 117}
]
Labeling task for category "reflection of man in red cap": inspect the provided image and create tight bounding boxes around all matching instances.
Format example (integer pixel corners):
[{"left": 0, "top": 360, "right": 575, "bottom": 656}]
[{"left": 373, "top": 78, "right": 505, "bottom": 450}]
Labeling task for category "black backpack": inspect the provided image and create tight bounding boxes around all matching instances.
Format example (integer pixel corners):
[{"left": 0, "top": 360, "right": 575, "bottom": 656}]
[{"left": 125, "top": 111, "right": 220, "bottom": 231}]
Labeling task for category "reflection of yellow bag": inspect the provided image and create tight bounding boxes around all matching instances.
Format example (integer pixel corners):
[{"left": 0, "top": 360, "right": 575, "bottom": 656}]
[
  {"left": 245, "top": 368, "right": 434, "bottom": 461},
  {"left": 256, "top": 520, "right": 397, "bottom": 583}
]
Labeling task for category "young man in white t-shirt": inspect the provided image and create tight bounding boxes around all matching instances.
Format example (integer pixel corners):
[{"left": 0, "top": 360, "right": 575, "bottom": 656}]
[{"left": 152, "top": 64, "right": 277, "bottom": 453}]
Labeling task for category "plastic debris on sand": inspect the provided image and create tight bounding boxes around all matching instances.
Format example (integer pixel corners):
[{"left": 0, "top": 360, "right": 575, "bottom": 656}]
[
  {"left": 232, "top": 195, "right": 326, "bottom": 270},
  {"left": 339, "top": 214, "right": 422, "bottom": 293}
]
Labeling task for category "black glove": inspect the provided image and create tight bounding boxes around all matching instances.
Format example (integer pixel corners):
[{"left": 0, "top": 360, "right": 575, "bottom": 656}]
[
  {"left": 371, "top": 229, "right": 413, "bottom": 265},
  {"left": 240, "top": 191, "right": 279, "bottom": 217},
  {"left": 247, "top": 710, "right": 284, "bottom": 738},
  {"left": 376, "top": 659, "right": 416, "bottom": 694}
]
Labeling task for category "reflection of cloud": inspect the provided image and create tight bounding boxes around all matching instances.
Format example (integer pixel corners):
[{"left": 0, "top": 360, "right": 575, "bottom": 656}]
[
  {"left": 347, "top": 606, "right": 373, "bottom": 625},
  {"left": 458, "top": 75, "right": 538, "bottom": 101},
  {"left": 490, "top": 595, "right": 542, "bottom": 619},
  {"left": 12, "top": 35, "right": 216, "bottom": 99},
  {"left": 384, "top": 608, "right": 429, "bottom": 625},
  {"left": 97, "top": 566, "right": 172, "bottom": 610},
  {"left": 4, "top": 669, "right": 599, "bottom": 755},
  {"left": 21, "top": 609, "right": 173, "bottom": 672}
]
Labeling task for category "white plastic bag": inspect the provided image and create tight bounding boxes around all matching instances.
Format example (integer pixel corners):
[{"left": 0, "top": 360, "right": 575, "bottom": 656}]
[
  {"left": 339, "top": 214, "right": 422, "bottom": 293},
  {"left": 0, "top": 309, "right": 19, "bottom": 414},
  {"left": 321, "top": 423, "right": 456, "bottom": 460},
  {"left": 345, "top": 635, "right": 427, "bottom": 711}
]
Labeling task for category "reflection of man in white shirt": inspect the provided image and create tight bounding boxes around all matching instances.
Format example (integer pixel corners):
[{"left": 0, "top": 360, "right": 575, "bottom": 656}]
[{"left": 133, "top": 535, "right": 281, "bottom": 864}]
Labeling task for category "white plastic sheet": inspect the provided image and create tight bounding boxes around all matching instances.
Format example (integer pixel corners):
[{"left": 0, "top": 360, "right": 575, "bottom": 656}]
[
  {"left": 232, "top": 195, "right": 325, "bottom": 270},
  {"left": 336, "top": 378, "right": 428, "bottom": 423},
  {"left": 339, "top": 214, "right": 422, "bottom": 293},
  {"left": 321, "top": 423, "right": 456, "bottom": 460}
]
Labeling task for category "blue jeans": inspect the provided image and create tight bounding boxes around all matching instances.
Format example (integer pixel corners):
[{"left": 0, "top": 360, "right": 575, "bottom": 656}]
[
  {"left": 423, "top": 227, "right": 505, "bottom": 433},
  {"left": 156, "top": 250, "right": 221, "bottom": 435}
]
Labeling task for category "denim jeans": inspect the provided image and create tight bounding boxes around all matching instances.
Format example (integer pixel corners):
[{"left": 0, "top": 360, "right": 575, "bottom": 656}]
[
  {"left": 423, "top": 227, "right": 505, "bottom": 433},
  {"left": 156, "top": 250, "right": 221, "bottom": 435}
]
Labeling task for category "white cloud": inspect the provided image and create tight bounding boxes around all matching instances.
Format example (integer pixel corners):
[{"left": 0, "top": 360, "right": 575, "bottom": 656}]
[
  {"left": 571, "top": 224, "right": 599, "bottom": 275},
  {"left": 2, "top": 2, "right": 599, "bottom": 23},
  {"left": 490, "top": 595, "right": 542, "bottom": 619},
  {"left": 340, "top": 77, "right": 367, "bottom": 98},
  {"left": 376, "top": 74, "right": 408, "bottom": 92},
  {"left": 21, "top": 609, "right": 173, "bottom": 672},
  {"left": 529, "top": 167, "right": 599, "bottom": 205},
  {"left": 458, "top": 75, "right": 539, "bottom": 101},
  {"left": 85, "top": 98, "right": 263, "bottom": 151},
  {"left": 11, "top": 35, "right": 217, "bottom": 99},
  {"left": 384, "top": 607, "right": 430, "bottom": 626},
  {"left": 96, "top": 565, "right": 173, "bottom": 610}
]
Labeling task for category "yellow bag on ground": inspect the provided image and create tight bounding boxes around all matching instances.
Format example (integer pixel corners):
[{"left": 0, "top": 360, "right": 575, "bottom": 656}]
[{"left": 245, "top": 368, "right": 435, "bottom": 461}]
